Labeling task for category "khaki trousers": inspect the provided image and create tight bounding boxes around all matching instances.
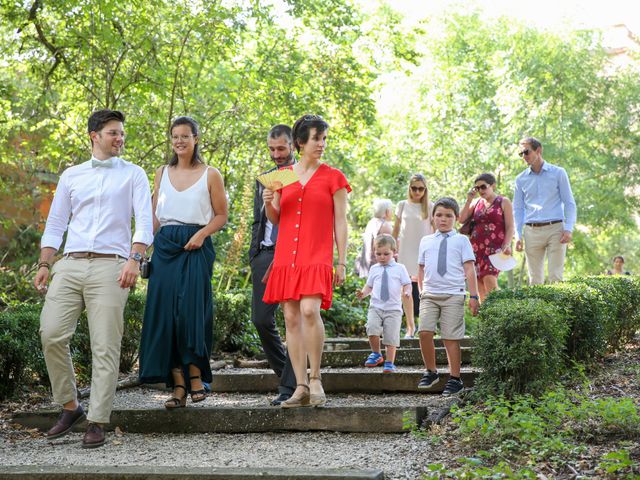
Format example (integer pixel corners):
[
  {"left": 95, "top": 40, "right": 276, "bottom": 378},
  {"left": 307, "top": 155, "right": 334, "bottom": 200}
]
[
  {"left": 39, "top": 257, "right": 129, "bottom": 424},
  {"left": 523, "top": 222, "right": 566, "bottom": 285}
]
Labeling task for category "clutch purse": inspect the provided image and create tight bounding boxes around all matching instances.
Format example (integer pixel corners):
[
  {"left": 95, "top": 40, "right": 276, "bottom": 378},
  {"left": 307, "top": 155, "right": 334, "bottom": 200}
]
[{"left": 140, "top": 257, "right": 151, "bottom": 279}]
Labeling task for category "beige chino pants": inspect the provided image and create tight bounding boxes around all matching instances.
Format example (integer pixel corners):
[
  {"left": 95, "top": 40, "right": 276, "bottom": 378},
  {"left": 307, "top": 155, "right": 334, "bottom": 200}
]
[
  {"left": 523, "top": 222, "right": 566, "bottom": 285},
  {"left": 39, "top": 257, "right": 129, "bottom": 424}
]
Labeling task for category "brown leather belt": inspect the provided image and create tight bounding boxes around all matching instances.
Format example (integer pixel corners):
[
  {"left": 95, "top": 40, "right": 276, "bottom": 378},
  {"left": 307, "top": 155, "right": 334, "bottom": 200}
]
[
  {"left": 65, "top": 252, "right": 125, "bottom": 260},
  {"left": 525, "top": 220, "right": 562, "bottom": 227}
]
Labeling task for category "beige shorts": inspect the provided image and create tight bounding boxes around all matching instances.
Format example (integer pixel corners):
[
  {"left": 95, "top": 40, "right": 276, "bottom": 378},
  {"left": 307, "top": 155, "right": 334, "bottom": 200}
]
[
  {"left": 418, "top": 293, "right": 465, "bottom": 340},
  {"left": 366, "top": 307, "right": 402, "bottom": 347}
]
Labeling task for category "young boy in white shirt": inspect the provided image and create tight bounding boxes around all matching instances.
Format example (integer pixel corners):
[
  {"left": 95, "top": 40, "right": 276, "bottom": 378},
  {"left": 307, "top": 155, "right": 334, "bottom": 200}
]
[
  {"left": 416, "top": 197, "right": 479, "bottom": 395},
  {"left": 356, "top": 234, "right": 413, "bottom": 373}
]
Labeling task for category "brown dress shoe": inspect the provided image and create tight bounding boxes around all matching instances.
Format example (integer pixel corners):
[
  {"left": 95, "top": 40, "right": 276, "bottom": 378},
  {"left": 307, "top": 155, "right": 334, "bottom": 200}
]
[
  {"left": 82, "top": 423, "right": 105, "bottom": 449},
  {"left": 46, "top": 405, "right": 86, "bottom": 439}
]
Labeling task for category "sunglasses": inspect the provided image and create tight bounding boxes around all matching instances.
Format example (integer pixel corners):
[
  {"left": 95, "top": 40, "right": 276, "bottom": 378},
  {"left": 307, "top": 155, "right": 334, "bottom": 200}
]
[
  {"left": 518, "top": 149, "right": 530, "bottom": 157},
  {"left": 474, "top": 184, "right": 489, "bottom": 191},
  {"left": 410, "top": 186, "right": 426, "bottom": 193}
]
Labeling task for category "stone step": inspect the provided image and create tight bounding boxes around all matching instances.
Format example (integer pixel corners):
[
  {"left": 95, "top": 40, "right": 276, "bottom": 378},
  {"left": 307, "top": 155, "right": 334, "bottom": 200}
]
[
  {"left": 321, "top": 347, "right": 472, "bottom": 367},
  {"left": 13, "top": 404, "right": 428, "bottom": 435},
  {"left": 324, "top": 336, "right": 473, "bottom": 351},
  {"left": 0, "top": 465, "right": 384, "bottom": 480},
  {"left": 210, "top": 367, "right": 478, "bottom": 393}
]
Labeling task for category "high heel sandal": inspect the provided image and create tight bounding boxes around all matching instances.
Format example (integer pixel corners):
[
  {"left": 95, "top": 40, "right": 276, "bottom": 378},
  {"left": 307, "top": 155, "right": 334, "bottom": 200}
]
[
  {"left": 189, "top": 375, "right": 207, "bottom": 403},
  {"left": 164, "top": 384, "right": 187, "bottom": 409},
  {"left": 280, "top": 384, "right": 311, "bottom": 409},
  {"left": 309, "top": 375, "right": 326, "bottom": 407}
]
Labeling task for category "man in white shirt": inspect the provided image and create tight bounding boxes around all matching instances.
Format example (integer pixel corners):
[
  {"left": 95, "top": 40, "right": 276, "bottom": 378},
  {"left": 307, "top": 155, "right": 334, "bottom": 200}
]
[{"left": 33, "top": 109, "right": 153, "bottom": 448}]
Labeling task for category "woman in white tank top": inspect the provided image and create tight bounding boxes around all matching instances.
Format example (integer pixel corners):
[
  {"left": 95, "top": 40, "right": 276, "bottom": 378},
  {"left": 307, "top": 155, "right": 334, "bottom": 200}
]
[
  {"left": 392, "top": 173, "right": 434, "bottom": 337},
  {"left": 139, "top": 117, "right": 228, "bottom": 408}
]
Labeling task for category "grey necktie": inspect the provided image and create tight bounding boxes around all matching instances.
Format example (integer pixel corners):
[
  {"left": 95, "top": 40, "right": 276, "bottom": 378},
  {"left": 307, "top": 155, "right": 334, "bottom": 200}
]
[
  {"left": 380, "top": 265, "right": 390, "bottom": 302},
  {"left": 437, "top": 233, "right": 449, "bottom": 276},
  {"left": 270, "top": 224, "right": 278, "bottom": 243},
  {"left": 91, "top": 158, "right": 114, "bottom": 168}
]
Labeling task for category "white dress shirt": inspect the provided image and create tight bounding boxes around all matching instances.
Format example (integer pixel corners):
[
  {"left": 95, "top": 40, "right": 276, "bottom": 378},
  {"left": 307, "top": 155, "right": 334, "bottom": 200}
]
[
  {"left": 41, "top": 157, "right": 154, "bottom": 258},
  {"left": 418, "top": 231, "right": 475, "bottom": 295},
  {"left": 366, "top": 260, "right": 411, "bottom": 312}
]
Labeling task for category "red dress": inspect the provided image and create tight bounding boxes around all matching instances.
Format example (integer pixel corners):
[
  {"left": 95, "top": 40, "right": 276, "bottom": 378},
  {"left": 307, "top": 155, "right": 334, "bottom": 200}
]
[
  {"left": 263, "top": 163, "right": 351, "bottom": 310},
  {"left": 470, "top": 195, "right": 506, "bottom": 278}
]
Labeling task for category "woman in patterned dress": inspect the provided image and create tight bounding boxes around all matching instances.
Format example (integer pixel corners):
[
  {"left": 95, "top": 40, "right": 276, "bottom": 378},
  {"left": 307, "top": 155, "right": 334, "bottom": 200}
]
[
  {"left": 459, "top": 173, "right": 514, "bottom": 301},
  {"left": 262, "top": 115, "right": 351, "bottom": 408}
]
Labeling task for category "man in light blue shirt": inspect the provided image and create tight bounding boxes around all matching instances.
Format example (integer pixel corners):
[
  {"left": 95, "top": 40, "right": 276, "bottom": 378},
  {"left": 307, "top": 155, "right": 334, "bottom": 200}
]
[{"left": 513, "top": 137, "right": 577, "bottom": 284}]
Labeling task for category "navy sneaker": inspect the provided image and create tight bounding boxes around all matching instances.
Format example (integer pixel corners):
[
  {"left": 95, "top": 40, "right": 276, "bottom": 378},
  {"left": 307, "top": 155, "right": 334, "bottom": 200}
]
[
  {"left": 382, "top": 361, "right": 397, "bottom": 373},
  {"left": 364, "top": 352, "right": 384, "bottom": 367},
  {"left": 417, "top": 370, "right": 440, "bottom": 389},
  {"left": 442, "top": 377, "right": 464, "bottom": 395}
]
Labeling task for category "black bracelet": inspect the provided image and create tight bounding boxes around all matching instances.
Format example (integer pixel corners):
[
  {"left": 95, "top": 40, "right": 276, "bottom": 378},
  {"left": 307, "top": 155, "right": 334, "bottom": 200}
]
[
  {"left": 469, "top": 295, "right": 479, "bottom": 300},
  {"left": 37, "top": 261, "right": 51, "bottom": 269}
]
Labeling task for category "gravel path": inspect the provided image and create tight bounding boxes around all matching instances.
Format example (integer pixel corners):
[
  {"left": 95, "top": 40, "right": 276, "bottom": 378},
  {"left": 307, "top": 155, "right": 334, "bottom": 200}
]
[{"left": 0, "top": 429, "right": 439, "bottom": 479}]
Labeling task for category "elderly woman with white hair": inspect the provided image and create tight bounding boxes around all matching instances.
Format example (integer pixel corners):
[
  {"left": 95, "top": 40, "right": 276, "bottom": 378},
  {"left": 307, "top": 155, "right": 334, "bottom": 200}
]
[{"left": 355, "top": 198, "right": 394, "bottom": 278}]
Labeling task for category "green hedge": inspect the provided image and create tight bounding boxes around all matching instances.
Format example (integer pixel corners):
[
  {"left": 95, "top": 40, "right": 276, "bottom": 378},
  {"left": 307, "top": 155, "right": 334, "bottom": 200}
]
[
  {"left": 483, "top": 283, "right": 608, "bottom": 363},
  {"left": 568, "top": 275, "right": 640, "bottom": 351},
  {"left": 474, "top": 298, "right": 568, "bottom": 397},
  {"left": 475, "top": 275, "right": 640, "bottom": 398}
]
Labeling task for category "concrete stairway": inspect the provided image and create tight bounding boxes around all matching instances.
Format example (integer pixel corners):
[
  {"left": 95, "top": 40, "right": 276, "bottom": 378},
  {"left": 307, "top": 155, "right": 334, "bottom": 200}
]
[{"left": 8, "top": 336, "right": 478, "bottom": 479}]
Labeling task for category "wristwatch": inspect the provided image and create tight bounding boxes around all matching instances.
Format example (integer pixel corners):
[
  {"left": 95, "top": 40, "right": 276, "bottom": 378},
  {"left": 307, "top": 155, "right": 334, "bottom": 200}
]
[{"left": 129, "top": 252, "right": 143, "bottom": 263}]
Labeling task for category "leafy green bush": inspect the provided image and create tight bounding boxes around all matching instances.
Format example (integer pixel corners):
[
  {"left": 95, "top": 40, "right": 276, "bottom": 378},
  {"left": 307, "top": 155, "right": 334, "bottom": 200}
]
[
  {"left": 213, "top": 288, "right": 262, "bottom": 356},
  {"left": 0, "top": 265, "right": 43, "bottom": 307},
  {"left": 484, "top": 283, "right": 608, "bottom": 363},
  {"left": 473, "top": 298, "right": 568, "bottom": 397},
  {"left": 0, "top": 303, "right": 48, "bottom": 398},
  {"left": 439, "top": 388, "right": 640, "bottom": 477},
  {"left": 568, "top": 275, "right": 640, "bottom": 351}
]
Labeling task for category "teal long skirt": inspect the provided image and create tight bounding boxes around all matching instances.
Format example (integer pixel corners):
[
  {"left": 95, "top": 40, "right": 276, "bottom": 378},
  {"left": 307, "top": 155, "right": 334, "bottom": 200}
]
[{"left": 138, "top": 225, "right": 215, "bottom": 387}]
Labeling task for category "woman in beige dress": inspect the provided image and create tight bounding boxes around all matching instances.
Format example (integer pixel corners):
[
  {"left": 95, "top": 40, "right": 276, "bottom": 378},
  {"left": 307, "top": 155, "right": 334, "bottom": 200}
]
[{"left": 392, "top": 173, "right": 433, "bottom": 337}]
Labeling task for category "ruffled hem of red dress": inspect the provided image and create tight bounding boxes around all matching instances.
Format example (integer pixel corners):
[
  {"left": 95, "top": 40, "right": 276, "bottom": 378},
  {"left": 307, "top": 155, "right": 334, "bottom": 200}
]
[{"left": 263, "top": 263, "right": 334, "bottom": 310}]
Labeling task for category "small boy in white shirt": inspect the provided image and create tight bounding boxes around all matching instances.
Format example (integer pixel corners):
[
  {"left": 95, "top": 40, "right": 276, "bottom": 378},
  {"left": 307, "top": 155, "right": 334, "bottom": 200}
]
[
  {"left": 416, "top": 197, "right": 479, "bottom": 395},
  {"left": 356, "top": 234, "right": 413, "bottom": 373}
]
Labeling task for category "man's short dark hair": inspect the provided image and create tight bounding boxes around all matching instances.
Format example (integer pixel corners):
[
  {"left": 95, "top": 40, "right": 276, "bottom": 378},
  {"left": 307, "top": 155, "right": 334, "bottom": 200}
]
[
  {"left": 268, "top": 124, "right": 292, "bottom": 143},
  {"left": 432, "top": 197, "right": 460, "bottom": 217},
  {"left": 292, "top": 114, "right": 329, "bottom": 153},
  {"left": 520, "top": 136, "right": 542, "bottom": 151},
  {"left": 88, "top": 109, "right": 125, "bottom": 134}
]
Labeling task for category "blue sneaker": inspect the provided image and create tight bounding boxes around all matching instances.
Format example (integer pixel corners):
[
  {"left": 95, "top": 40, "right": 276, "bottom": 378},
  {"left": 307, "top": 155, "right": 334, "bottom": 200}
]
[
  {"left": 364, "top": 352, "right": 384, "bottom": 367},
  {"left": 383, "top": 361, "right": 397, "bottom": 373}
]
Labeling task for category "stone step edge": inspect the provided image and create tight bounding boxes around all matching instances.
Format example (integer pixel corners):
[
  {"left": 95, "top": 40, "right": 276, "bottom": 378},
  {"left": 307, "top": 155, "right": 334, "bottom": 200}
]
[
  {"left": 210, "top": 370, "right": 479, "bottom": 393},
  {"left": 0, "top": 465, "right": 384, "bottom": 480},
  {"left": 13, "top": 405, "right": 430, "bottom": 435}
]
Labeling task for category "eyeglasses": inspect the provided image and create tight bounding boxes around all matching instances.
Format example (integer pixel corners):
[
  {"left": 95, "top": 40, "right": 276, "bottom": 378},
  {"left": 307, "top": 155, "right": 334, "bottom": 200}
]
[
  {"left": 410, "top": 186, "right": 426, "bottom": 193},
  {"left": 171, "top": 134, "right": 195, "bottom": 142},
  {"left": 474, "top": 184, "right": 489, "bottom": 191},
  {"left": 100, "top": 130, "right": 125, "bottom": 138},
  {"left": 518, "top": 149, "right": 530, "bottom": 157}
]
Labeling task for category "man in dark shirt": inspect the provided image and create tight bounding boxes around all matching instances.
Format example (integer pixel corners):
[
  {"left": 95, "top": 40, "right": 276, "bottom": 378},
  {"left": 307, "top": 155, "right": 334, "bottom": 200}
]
[{"left": 249, "top": 124, "right": 296, "bottom": 405}]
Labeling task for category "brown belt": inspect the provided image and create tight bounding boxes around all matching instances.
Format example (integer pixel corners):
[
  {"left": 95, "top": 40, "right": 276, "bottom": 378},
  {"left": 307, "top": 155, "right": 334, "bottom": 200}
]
[
  {"left": 65, "top": 252, "right": 125, "bottom": 260},
  {"left": 525, "top": 220, "right": 562, "bottom": 227}
]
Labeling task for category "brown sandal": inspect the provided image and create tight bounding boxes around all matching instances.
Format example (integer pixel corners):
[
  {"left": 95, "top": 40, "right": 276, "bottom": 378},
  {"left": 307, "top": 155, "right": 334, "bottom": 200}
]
[
  {"left": 164, "top": 385, "right": 187, "bottom": 409},
  {"left": 189, "top": 375, "right": 207, "bottom": 403}
]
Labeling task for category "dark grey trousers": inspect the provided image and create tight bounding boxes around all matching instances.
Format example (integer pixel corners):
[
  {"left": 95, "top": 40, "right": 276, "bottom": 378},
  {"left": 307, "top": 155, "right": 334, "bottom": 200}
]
[{"left": 250, "top": 248, "right": 295, "bottom": 395}]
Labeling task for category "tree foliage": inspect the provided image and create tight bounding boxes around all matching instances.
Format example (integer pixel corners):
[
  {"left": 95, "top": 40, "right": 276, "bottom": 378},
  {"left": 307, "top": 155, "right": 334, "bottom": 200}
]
[{"left": 1, "top": 3, "right": 639, "bottom": 278}]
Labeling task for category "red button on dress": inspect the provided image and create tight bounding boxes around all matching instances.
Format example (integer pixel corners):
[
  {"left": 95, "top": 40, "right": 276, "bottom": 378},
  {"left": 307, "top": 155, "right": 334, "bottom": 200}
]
[{"left": 263, "top": 163, "right": 351, "bottom": 310}]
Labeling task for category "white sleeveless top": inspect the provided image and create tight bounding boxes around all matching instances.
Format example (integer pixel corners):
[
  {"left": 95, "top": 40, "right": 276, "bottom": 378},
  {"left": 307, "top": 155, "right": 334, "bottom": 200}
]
[{"left": 155, "top": 166, "right": 214, "bottom": 226}]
